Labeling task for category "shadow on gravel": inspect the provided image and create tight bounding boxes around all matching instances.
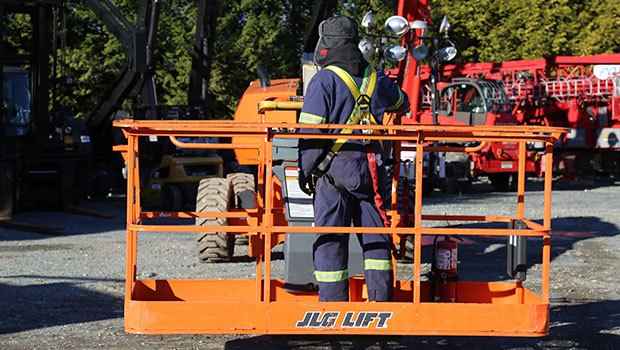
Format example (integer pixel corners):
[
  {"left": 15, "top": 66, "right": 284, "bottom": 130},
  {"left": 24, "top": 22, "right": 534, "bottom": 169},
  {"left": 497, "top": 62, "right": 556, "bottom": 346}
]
[
  {"left": 550, "top": 176, "right": 620, "bottom": 192},
  {"left": 0, "top": 278, "right": 123, "bottom": 334},
  {"left": 0, "top": 199, "right": 127, "bottom": 241},
  {"left": 223, "top": 300, "right": 619, "bottom": 350},
  {"left": 405, "top": 216, "right": 620, "bottom": 282},
  {"left": 422, "top": 177, "right": 619, "bottom": 201}
]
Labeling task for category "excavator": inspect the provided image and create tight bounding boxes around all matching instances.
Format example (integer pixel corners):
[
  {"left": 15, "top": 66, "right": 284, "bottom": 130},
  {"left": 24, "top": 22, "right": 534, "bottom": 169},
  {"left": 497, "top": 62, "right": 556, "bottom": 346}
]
[
  {"left": 0, "top": 0, "right": 91, "bottom": 226},
  {"left": 0, "top": 0, "right": 221, "bottom": 225}
]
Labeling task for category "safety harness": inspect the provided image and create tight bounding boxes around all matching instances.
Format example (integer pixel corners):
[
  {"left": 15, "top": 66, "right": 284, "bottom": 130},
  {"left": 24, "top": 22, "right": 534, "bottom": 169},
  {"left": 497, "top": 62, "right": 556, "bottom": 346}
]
[{"left": 313, "top": 65, "right": 391, "bottom": 228}]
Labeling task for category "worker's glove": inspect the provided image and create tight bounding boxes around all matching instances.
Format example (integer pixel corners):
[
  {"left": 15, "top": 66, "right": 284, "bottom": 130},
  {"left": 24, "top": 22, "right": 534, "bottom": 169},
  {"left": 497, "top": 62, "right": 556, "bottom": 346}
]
[{"left": 298, "top": 172, "right": 315, "bottom": 196}]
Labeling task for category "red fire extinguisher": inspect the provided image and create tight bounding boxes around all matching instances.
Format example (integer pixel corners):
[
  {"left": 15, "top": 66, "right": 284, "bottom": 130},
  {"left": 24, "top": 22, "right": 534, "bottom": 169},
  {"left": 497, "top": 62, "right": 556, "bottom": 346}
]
[{"left": 432, "top": 235, "right": 459, "bottom": 302}]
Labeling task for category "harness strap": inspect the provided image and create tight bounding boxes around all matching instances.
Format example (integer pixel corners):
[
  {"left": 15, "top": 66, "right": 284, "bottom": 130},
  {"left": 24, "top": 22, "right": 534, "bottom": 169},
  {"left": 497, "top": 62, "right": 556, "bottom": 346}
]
[
  {"left": 366, "top": 146, "right": 391, "bottom": 228},
  {"left": 324, "top": 65, "right": 378, "bottom": 154},
  {"left": 313, "top": 65, "right": 378, "bottom": 176},
  {"left": 314, "top": 67, "right": 397, "bottom": 255}
]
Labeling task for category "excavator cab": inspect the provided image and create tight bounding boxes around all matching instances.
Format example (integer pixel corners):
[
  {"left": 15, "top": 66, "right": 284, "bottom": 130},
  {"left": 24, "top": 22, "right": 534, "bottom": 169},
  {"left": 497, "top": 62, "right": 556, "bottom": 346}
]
[{"left": 2, "top": 67, "right": 31, "bottom": 137}]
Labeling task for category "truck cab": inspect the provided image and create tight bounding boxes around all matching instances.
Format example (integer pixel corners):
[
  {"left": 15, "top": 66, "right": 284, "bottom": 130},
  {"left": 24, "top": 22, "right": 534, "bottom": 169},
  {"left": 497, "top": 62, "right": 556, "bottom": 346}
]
[{"left": 435, "top": 78, "right": 517, "bottom": 126}]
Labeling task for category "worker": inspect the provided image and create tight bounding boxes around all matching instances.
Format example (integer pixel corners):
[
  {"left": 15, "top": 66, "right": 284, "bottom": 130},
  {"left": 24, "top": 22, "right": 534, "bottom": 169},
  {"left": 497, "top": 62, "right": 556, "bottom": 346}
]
[{"left": 297, "top": 15, "right": 409, "bottom": 302}]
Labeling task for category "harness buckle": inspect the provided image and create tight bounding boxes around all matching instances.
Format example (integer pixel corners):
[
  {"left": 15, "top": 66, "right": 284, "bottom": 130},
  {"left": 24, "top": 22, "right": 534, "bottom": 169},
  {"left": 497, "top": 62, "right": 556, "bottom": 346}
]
[
  {"left": 359, "top": 114, "right": 372, "bottom": 144},
  {"left": 357, "top": 94, "right": 373, "bottom": 143}
]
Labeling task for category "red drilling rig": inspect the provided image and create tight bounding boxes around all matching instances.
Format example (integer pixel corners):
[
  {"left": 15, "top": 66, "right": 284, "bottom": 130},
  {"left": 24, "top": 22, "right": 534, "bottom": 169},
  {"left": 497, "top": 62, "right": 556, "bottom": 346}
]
[
  {"left": 390, "top": 0, "right": 619, "bottom": 185},
  {"left": 419, "top": 54, "right": 620, "bottom": 178},
  {"left": 389, "top": 0, "right": 538, "bottom": 191}
]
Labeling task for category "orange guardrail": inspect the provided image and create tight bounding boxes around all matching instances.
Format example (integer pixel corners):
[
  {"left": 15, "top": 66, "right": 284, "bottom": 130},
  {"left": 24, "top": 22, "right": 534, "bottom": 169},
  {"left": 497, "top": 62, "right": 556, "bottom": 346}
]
[{"left": 114, "top": 118, "right": 565, "bottom": 336}]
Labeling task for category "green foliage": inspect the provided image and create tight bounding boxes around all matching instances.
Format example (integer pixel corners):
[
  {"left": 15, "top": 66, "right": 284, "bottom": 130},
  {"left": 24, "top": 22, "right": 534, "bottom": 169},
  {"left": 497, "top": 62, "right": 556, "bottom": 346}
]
[
  {"left": 431, "top": 0, "right": 620, "bottom": 63},
  {"left": 60, "top": 2, "right": 125, "bottom": 117},
  {"left": 569, "top": 0, "right": 620, "bottom": 56},
  {"left": 209, "top": 0, "right": 313, "bottom": 114},
  {"left": 5, "top": 0, "right": 618, "bottom": 119},
  {"left": 156, "top": 1, "right": 197, "bottom": 105},
  {"left": 3, "top": 13, "right": 32, "bottom": 56}
]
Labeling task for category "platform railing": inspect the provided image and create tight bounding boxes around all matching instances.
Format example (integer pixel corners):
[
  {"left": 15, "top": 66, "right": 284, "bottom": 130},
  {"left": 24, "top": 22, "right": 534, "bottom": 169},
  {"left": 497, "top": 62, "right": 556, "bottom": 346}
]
[{"left": 114, "top": 119, "right": 565, "bottom": 336}]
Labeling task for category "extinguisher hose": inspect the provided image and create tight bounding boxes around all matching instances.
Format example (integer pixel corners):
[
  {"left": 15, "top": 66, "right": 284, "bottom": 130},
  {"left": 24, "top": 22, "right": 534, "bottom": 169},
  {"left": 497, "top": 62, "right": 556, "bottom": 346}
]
[{"left": 430, "top": 235, "right": 439, "bottom": 276}]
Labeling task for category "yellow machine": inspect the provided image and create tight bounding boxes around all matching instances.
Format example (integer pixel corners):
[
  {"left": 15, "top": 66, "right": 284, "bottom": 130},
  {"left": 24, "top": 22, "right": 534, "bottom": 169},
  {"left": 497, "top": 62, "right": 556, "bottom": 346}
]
[{"left": 141, "top": 154, "right": 224, "bottom": 212}]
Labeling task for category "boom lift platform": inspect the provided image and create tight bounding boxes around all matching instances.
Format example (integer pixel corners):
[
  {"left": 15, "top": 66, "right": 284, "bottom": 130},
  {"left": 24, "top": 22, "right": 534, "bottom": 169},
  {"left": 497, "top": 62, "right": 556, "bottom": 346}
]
[{"left": 114, "top": 116, "right": 565, "bottom": 336}]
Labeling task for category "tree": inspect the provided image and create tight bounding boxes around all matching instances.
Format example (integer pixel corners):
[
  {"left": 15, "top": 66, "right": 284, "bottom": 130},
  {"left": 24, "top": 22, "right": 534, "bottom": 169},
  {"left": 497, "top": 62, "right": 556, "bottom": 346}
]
[
  {"left": 6, "top": 0, "right": 616, "bottom": 120},
  {"left": 208, "top": 0, "right": 314, "bottom": 115},
  {"left": 430, "top": 0, "right": 620, "bottom": 63}
]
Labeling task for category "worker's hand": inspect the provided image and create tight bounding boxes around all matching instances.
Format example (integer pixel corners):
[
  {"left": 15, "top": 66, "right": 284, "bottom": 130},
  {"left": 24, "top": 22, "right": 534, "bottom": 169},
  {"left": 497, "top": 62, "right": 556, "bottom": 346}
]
[{"left": 298, "top": 172, "right": 315, "bottom": 196}]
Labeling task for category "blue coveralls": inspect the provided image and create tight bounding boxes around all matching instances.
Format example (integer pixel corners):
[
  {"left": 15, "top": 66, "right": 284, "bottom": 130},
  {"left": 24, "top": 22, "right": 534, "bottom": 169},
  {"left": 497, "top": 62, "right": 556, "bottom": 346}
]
[{"left": 298, "top": 65, "right": 409, "bottom": 301}]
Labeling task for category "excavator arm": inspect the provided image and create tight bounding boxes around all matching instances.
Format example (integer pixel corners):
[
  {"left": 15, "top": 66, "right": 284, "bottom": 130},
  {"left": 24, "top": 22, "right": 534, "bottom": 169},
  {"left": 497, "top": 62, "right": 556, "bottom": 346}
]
[
  {"left": 83, "top": 0, "right": 160, "bottom": 137},
  {"left": 188, "top": 0, "right": 217, "bottom": 109}
]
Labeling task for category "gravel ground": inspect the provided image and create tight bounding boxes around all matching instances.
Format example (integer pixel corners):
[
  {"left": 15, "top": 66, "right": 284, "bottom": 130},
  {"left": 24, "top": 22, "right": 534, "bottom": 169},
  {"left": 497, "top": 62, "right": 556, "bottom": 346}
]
[{"left": 1, "top": 177, "right": 619, "bottom": 349}]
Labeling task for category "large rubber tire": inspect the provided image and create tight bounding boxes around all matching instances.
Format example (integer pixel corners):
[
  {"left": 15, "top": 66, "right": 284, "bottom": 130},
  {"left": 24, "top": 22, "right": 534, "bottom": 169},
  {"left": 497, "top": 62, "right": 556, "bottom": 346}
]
[
  {"left": 227, "top": 173, "right": 256, "bottom": 208},
  {"left": 489, "top": 173, "right": 517, "bottom": 192},
  {"left": 396, "top": 177, "right": 415, "bottom": 261},
  {"left": 162, "top": 184, "right": 183, "bottom": 212},
  {"left": 226, "top": 173, "right": 255, "bottom": 245},
  {"left": 403, "top": 235, "right": 414, "bottom": 261},
  {"left": 443, "top": 153, "right": 472, "bottom": 194},
  {"left": 195, "top": 178, "right": 234, "bottom": 262}
]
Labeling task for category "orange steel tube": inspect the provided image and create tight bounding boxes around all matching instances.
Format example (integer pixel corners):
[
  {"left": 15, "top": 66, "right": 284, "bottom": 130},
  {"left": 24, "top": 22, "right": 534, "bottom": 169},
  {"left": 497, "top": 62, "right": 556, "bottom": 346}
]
[
  {"left": 517, "top": 142, "right": 526, "bottom": 219},
  {"left": 125, "top": 133, "right": 137, "bottom": 301},
  {"left": 543, "top": 144, "right": 554, "bottom": 229},
  {"left": 255, "top": 141, "right": 266, "bottom": 301},
  {"left": 413, "top": 139, "right": 423, "bottom": 303},
  {"left": 169, "top": 136, "right": 258, "bottom": 149},
  {"left": 114, "top": 119, "right": 566, "bottom": 133},
  {"left": 391, "top": 141, "right": 402, "bottom": 221},
  {"left": 126, "top": 224, "right": 548, "bottom": 237},
  {"left": 542, "top": 142, "right": 555, "bottom": 303},
  {"left": 425, "top": 141, "right": 487, "bottom": 153},
  {"left": 249, "top": 143, "right": 265, "bottom": 303},
  {"left": 113, "top": 119, "right": 565, "bottom": 336},
  {"left": 264, "top": 133, "right": 274, "bottom": 302},
  {"left": 279, "top": 132, "right": 554, "bottom": 144},
  {"left": 389, "top": 120, "right": 402, "bottom": 277}
]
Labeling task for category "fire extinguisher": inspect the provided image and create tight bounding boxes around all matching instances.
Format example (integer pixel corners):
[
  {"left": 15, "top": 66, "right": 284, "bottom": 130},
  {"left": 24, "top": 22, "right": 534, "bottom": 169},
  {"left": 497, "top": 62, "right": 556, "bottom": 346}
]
[{"left": 432, "top": 235, "right": 459, "bottom": 302}]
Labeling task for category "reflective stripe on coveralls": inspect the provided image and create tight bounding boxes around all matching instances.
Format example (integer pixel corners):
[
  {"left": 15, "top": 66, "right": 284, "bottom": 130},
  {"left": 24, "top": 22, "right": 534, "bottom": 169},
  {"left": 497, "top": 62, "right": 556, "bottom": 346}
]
[
  {"left": 315, "top": 269, "right": 349, "bottom": 283},
  {"left": 299, "top": 112, "right": 326, "bottom": 124},
  {"left": 365, "top": 258, "right": 393, "bottom": 271}
]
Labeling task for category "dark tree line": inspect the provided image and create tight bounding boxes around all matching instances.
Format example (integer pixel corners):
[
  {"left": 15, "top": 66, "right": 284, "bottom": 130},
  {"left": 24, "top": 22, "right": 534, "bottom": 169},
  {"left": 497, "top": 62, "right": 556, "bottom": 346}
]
[{"left": 3, "top": 0, "right": 618, "bottom": 119}]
